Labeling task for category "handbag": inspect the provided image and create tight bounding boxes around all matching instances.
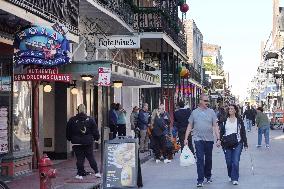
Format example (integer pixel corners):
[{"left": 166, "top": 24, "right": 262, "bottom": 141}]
[{"left": 222, "top": 122, "right": 239, "bottom": 149}]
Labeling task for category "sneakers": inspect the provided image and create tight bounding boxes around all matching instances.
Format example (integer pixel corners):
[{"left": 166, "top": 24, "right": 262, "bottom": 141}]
[
  {"left": 265, "top": 144, "right": 270, "bottom": 149},
  {"left": 256, "top": 145, "right": 262, "bottom": 148},
  {"left": 206, "top": 178, "right": 212, "bottom": 183},
  {"left": 75, "top": 175, "right": 83, "bottom": 180},
  {"left": 228, "top": 177, "right": 232, "bottom": 182},
  {"left": 164, "top": 159, "right": 171, "bottom": 164},
  {"left": 232, "top": 181, "right": 239, "bottom": 185},
  {"left": 95, "top": 173, "right": 102, "bottom": 178},
  {"left": 197, "top": 182, "right": 204, "bottom": 187},
  {"left": 155, "top": 159, "right": 161, "bottom": 163}
]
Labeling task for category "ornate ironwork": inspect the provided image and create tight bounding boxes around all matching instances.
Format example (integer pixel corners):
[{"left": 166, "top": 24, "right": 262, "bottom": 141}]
[
  {"left": 133, "top": 7, "right": 187, "bottom": 53},
  {"left": 6, "top": 0, "right": 79, "bottom": 34},
  {"left": 189, "top": 64, "right": 201, "bottom": 83},
  {"left": 96, "top": 0, "right": 134, "bottom": 27}
]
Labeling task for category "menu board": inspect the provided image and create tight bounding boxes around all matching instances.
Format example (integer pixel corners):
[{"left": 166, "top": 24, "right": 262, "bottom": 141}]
[
  {"left": 103, "top": 138, "right": 138, "bottom": 189},
  {"left": 0, "top": 106, "right": 8, "bottom": 153}
]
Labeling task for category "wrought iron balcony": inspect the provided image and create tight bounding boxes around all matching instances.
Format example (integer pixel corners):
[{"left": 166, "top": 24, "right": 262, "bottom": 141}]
[
  {"left": 133, "top": 7, "right": 187, "bottom": 54},
  {"left": 189, "top": 64, "right": 201, "bottom": 83},
  {"left": 6, "top": 0, "right": 79, "bottom": 34},
  {"left": 96, "top": 0, "right": 135, "bottom": 27}
]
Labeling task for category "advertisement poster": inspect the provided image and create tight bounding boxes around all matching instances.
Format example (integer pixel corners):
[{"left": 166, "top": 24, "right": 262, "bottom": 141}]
[
  {"left": 0, "top": 107, "right": 8, "bottom": 153},
  {"left": 0, "top": 77, "right": 11, "bottom": 91},
  {"left": 104, "top": 142, "right": 137, "bottom": 188},
  {"left": 98, "top": 67, "right": 111, "bottom": 86}
]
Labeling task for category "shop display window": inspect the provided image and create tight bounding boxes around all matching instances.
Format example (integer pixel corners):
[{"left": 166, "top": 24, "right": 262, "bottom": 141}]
[{"left": 13, "top": 81, "right": 32, "bottom": 152}]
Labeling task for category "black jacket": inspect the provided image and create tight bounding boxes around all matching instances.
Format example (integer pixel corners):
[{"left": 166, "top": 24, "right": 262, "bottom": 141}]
[
  {"left": 66, "top": 113, "right": 100, "bottom": 145},
  {"left": 220, "top": 118, "right": 248, "bottom": 148},
  {"left": 174, "top": 108, "right": 191, "bottom": 132}
]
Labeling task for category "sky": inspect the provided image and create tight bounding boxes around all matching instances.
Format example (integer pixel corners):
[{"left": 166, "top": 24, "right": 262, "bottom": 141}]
[{"left": 185, "top": 0, "right": 273, "bottom": 100}]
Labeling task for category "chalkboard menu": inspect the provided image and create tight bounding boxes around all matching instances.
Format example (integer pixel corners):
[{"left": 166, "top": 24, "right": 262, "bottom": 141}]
[
  {"left": 0, "top": 106, "right": 8, "bottom": 153},
  {"left": 103, "top": 137, "right": 138, "bottom": 189}
]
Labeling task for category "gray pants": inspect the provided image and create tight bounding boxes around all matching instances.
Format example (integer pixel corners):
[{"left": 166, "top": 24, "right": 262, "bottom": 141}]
[{"left": 140, "top": 130, "right": 148, "bottom": 151}]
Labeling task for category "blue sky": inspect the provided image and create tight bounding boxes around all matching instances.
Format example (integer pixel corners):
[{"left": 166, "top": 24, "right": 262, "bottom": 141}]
[{"left": 185, "top": 0, "right": 273, "bottom": 100}]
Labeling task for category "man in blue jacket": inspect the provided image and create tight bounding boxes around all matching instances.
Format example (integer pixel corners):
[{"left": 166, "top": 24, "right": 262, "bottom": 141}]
[{"left": 138, "top": 103, "right": 150, "bottom": 152}]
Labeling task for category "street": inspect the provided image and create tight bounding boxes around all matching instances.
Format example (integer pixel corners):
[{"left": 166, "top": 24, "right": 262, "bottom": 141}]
[{"left": 141, "top": 128, "right": 284, "bottom": 189}]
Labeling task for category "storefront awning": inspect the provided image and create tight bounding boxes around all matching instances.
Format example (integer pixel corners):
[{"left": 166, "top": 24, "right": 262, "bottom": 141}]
[{"left": 59, "top": 60, "right": 158, "bottom": 86}]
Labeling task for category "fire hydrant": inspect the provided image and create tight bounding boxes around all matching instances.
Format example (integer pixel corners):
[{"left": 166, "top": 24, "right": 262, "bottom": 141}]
[{"left": 39, "top": 154, "right": 57, "bottom": 189}]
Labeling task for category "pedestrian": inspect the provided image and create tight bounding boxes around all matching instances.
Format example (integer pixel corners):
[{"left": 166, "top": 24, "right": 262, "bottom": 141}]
[
  {"left": 243, "top": 106, "right": 254, "bottom": 132},
  {"left": 255, "top": 107, "right": 270, "bottom": 148},
  {"left": 138, "top": 103, "right": 150, "bottom": 152},
  {"left": 130, "top": 106, "right": 139, "bottom": 131},
  {"left": 184, "top": 94, "right": 221, "bottom": 187},
  {"left": 116, "top": 103, "right": 127, "bottom": 136},
  {"left": 174, "top": 101, "right": 193, "bottom": 153},
  {"left": 251, "top": 105, "right": 257, "bottom": 126},
  {"left": 217, "top": 106, "right": 227, "bottom": 128},
  {"left": 220, "top": 104, "right": 248, "bottom": 185},
  {"left": 66, "top": 104, "right": 101, "bottom": 179},
  {"left": 152, "top": 105, "right": 172, "bottom": 163},
  {"left": 109, "top": 103, "right": 118, "bottom": 139}
]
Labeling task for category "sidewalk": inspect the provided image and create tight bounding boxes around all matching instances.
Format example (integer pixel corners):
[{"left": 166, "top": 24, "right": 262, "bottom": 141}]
[
  {"left": 5, "top": 149, "right": 152, "bottom": 189},
  {"left": 141, "top": 127, "right": 284, "bottom": 189}
]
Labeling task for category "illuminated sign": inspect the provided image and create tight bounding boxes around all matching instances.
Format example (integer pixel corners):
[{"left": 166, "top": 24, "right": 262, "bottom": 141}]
[{"left": 14, "top": 24, "right": 70, "bottom": 66}]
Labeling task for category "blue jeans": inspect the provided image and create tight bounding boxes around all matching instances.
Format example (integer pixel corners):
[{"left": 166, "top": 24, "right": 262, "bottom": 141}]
[
  {"left": 246, "top": 119, "right": 252, "bottom": 131},
  {"left": 258, "top": 126, "right": 270, "bottom": 145},
  {"left": 194, "top": 140, "right": 214, "bottom": 183},
  {"left": 224, "top": 143, "right": 243, "bottom": 181}
]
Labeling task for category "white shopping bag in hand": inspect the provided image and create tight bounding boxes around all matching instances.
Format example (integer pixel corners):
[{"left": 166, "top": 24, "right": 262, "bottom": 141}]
[{"left": 180, "top": 145, "right": 195, "bottom": 166}]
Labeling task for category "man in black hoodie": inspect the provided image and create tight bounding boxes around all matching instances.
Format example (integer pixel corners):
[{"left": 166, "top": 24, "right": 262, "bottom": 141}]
[
  {"left": 174, "top": 101, "right": 194, "bottom": 153},
  {"left": 66, "top": 104, "right": 101, "bottom": 179}
]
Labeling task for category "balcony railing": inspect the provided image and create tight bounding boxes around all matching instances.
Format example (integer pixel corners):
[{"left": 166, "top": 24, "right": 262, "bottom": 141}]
[
  {"left": 133, "top": 7, "right": 187, "bottom": 54},
  {"left": 6, "top": 0, "right": 79, "bottom": 34},
  {"left": 189, "top": 65, "right": 201, "bottom": 83},
  {"left": 96, "top": 0, "right": 135, "bottom": 27}
]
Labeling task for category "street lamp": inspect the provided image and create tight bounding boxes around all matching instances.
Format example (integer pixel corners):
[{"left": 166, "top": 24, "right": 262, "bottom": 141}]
[
  {"left": 43, "top": 84, "right": 52, "bottom": 93},
  {"left": 135, "top": 49, "right": 144, "bottom": 61}
]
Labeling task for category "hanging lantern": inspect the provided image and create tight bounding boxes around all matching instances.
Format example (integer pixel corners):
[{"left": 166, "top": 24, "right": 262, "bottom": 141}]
[{"left": 180, "top": 3, "right": 189, "bottom": 13}]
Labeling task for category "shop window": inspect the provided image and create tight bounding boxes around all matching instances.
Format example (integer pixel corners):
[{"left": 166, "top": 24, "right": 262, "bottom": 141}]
[{"left": 13, "top": 81, "right": 32, "bottom": 152}]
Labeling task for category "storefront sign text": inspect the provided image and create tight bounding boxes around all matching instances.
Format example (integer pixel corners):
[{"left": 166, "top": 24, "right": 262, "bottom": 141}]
[
  {"left": 95, "top": 35, "right": 140, "bottom": 49},
  {"left": 14, "top": 74, "right": 71, "bottom": 83}
]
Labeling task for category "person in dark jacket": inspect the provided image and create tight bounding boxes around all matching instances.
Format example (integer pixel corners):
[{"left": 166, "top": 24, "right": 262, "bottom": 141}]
[
  {"left": 109, "top": 103, "right": 118, "bottom": 139},
  {"left": 174, "top": 101, "right": 193, "bottom": 153},
  {"left": 243, "top": 106, "right": 254, "bottom": 132},
  {"left": 138, "top": 103, "right": 150, "bottom": 152},
  {"left": 220, "top": 104, "right": 248, "bottom": 185},
  {"left": 66, "top": 104, "right": 101, "bottom": 179},
  {"left": 152, "top": 105, "right": 172, "bottom": 163}
]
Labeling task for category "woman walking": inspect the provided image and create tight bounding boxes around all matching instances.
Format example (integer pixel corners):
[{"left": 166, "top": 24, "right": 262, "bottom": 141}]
[
  {"left": 152, "top": 105, "right": 172, "bottom": 164},
  {"left": 220, "top": 104, "right": 248, "bottom": 185},
  {"left": 255, "top": 107, "right": 270, "bottom": 148}
]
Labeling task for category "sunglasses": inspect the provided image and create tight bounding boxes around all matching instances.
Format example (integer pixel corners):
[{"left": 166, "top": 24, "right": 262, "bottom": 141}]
[{"left": 203, "top": 99, "right": 209, "bottom": 102}]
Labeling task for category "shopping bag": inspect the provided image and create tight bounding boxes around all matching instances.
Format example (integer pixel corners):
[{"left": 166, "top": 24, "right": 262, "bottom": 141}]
[{"left": 180, "top": 145, "right": 195, "bottom": 166}]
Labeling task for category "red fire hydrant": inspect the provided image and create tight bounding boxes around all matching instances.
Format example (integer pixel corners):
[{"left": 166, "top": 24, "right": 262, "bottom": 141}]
[{"left": 39, "top": 154, "right": 57, "bottom": 189}]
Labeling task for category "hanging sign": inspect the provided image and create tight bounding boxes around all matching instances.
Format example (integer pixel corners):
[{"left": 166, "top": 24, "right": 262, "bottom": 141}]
[
  {"left": 14, "top": 68, "right": 71, "bottom": 83},
  {"left": 14, "top": 24, "right": 70, "bottom": 66},
  {"left": 98, "top": 67, "right": 111, "bottom": 86},
  {"left": 95, "top": 35, "right": 140, "bottom": 49}
]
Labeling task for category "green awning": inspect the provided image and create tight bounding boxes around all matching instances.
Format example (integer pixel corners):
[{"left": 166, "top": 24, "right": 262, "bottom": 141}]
[{"left": 59, "top": 60, "right": 111, "bottom": 75}]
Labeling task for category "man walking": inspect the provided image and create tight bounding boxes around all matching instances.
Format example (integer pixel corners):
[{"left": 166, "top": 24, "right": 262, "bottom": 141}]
[
  {"left": 184, "top": 94, "right": 221, "bottom": 187},
  {"left": 174, "top": 101, "right": 193, "bottom": 153},
  {"left": 138, "top": 103, "right": 150, "bottom": 152},
  {"left": 243, "top": 105, "right": 254, "bottom": 132},
  {"left": 66, "top": 104, "right": 101, "bottom": 179}
]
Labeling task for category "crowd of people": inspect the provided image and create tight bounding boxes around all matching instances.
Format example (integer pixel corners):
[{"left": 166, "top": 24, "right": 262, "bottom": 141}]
[{"left": 65, "top": 96, "right": 272, "bottom": 188}]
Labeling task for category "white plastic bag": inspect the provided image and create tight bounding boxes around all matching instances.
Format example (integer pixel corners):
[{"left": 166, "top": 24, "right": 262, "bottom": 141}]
[{"left": 180, "top": 145, "right": 195, "bottom": 166}]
